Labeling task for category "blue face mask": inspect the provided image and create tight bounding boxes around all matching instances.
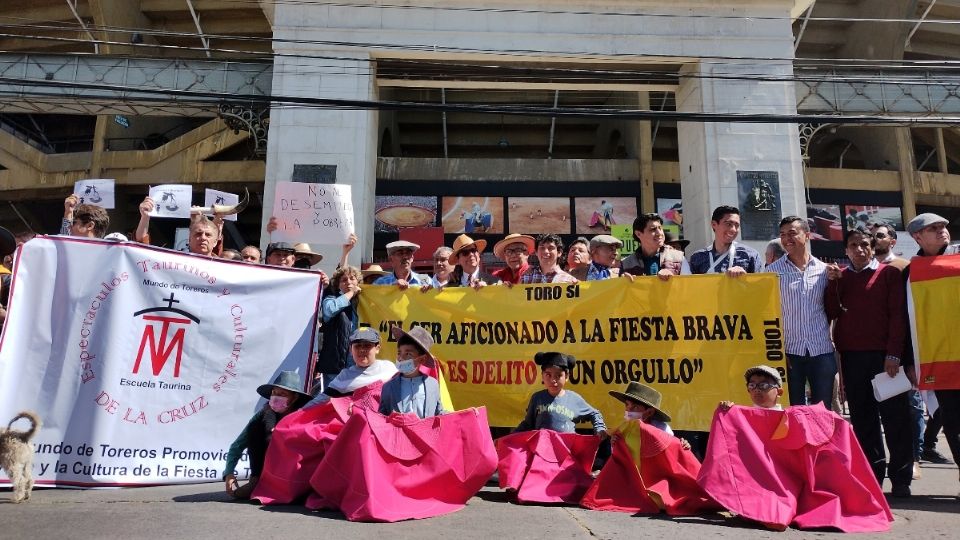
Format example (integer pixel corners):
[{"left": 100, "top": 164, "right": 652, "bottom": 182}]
[{"left": 396, "top": 359, "right": 417, "bottom": 375}]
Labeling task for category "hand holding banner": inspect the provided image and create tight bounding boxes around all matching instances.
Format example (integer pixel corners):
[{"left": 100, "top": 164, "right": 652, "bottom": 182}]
[
  {"left": 148, "top": 184, "right": 193, "bottom": 219},
  {"left": 271, "top": 181, "right": 354, "bottom": 244},
  {"left": 74, "top": 179, "right": 115, "bottom": 209}
]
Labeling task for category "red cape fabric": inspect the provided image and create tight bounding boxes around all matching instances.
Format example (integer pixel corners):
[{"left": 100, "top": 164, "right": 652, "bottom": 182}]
[
  {"left": 581, "top": 420, "right": 719, "bottom": 515},
  {"left": 496, "top": 430, "right": 600, "bottom": 504},
  {"left": 250, "top": 382, "right": 382, "bottom": 505},
  {"left": 697, "top": 404, "right": 893, "bottom": 532},
  {"left": 305, "top": 406, "right": 498, "bottom": 522}
]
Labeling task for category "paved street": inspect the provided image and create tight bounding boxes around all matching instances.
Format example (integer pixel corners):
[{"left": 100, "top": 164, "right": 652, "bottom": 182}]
[{"left": 2, "top": 460, "right": 957, "bottom": 539}]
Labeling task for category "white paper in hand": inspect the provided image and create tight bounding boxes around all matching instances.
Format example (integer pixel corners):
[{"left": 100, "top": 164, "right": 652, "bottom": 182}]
[
  {"left": 204, "top": 189, "right": 239, "bottom": 222},
  {"left": 148, "top": 184, "right": 193, "bottom": 219},
  {"left": 74, "top": 179, "right": 116, "bottom": 209},
  {"left": 872, "top": 367, "right": 911, "bottom": 402}
]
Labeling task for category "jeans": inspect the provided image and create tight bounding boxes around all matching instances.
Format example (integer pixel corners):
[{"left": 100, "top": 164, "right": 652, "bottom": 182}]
[
  {"left": 787, "top": 351, "right": 837, "bottom": 406},
  {"left": 908, "top": 389, "right": 926, "bottom": 460}
]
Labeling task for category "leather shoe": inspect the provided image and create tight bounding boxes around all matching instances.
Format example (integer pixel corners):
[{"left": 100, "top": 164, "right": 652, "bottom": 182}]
[
  {"left": 922, "top": 448, "right": 954, "bottom": 464},
  {"left": 891, "top": 484, "right": 911, "bottom": 498}
]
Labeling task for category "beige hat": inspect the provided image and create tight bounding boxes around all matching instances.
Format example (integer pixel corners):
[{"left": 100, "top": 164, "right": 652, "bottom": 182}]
[
  {"left": 493, "top": 233, "right": 535, "bottom": 260},
  {"left": 292, "top": 243, "right": 323, "bottom": 266},
  {"left": 386, "top": 240, "right": 420, "bottom": 256},
  {"left": 448, "top": 234, "right": 488, "bottom": 264},
  {"left": 360, "top": 263, "right": 390, "bottom": 279},
  {"left": 589, "top": 234, "right": 623, "bottom": 251}
]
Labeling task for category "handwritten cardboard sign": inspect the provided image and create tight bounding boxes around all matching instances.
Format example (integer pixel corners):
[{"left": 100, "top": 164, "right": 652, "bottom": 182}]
[
  {"left": 74, "top": 179, "right": 115, "bottom": 209},
  {"left": 271, "top": 181, "right": 354, "bottom": 244},
  {"left": 148, "top": 184, "right": 193, "bottom": 219}
]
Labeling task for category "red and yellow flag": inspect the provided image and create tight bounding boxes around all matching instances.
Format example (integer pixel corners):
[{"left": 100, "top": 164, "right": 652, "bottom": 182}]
[{"left": 909, "top": 254, "right": 960, "bottom": 390}]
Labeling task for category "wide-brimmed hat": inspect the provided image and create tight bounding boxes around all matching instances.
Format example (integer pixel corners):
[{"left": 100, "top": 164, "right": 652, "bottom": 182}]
[
  {"left": 534, "top": 352, "right": 574, "bottom": 371},
  {"left": 744, "top": 365, "right": 783, "bottom": 386},
  {"left": 293, "top": 242, "right": 323, "bottom": 266},
  {"left": 266, "top": 241, "right": 296, "bottom": 257},
  {"left": 448, "top": 234, "right": 488, "bottom": 264},
  {"left": 663, "top": 231, "right": 690, "bottom": 251},
  {"left": 391, "top": 325, "right": 438, "bottom": 369},
  {"left": 609, "top": 381, "right": 671, "bottom": 422},
  {"left": 257, "top": 370, "right": 312, "bottom": 402},
  {"left": 493, "top": 233, "right": 535, "bottom": 260},
  {"left": 386, "top": 240, "right": 420, "bottom": 256},
  {"left": 360, "top": 263, "right": 390, "bottom": 279}
]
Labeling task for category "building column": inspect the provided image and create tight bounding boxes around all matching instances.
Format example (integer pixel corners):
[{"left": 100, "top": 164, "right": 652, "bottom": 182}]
[
  {"left": 676, "top": 61, "right": 804, "bottom": 253},
  {"left": 262, "top": 51, "right": 378, "bottom": 271}
]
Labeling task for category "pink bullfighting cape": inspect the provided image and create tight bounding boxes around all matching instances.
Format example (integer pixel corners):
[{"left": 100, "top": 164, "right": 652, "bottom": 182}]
[
  {"left": 306, "top": 406, "right": 498, "bottom": 522},
  {"left": 697, "top": 404, "right": 893, "bottom": 533},
  {"left": 581, "top": 419, "right": 719, "bottom": 515},
  {"left": 251, "top": 382, "right": 383, "bottom": 505},
  {"left": 496, "top": 430, "right": 600, "bottom": 504}
]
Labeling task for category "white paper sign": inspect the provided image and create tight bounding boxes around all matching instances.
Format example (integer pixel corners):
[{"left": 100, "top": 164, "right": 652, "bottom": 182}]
[
  {"left": 204, "top": 189, "right": 239, "bottom": 222},
  {"left": 0, "top": 237, "right": 322, "bottom": 487},
  {"left": 174, "top": 227, "right": 190, "bottom": 252},
  {"left": 74, "top": 179, "right": 116, "bottom": 209},
  {"left": 148, "top": 184, "right": 193, "bottom": 219},
  {"left": 271, "top": 182, "right": 354, "bottom": 244}
]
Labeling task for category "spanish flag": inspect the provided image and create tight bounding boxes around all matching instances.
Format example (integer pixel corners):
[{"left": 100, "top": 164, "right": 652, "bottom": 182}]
[{"left": 909, "top": 254, "right": 960, "bottom": 390}]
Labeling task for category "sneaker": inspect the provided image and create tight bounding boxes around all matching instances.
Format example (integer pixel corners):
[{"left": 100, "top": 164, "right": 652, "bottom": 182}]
[
  {"left": 891, "top": 484, "right": 912, "bottom": 498},
  {"left": 921, "top": 448, "right": 954, "bottom": 464},
  {"left": 913, "top": 462, "right": 922, "bottom": 480}
]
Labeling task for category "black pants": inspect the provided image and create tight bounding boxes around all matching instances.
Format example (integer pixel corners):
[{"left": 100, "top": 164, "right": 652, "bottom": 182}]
[
  {"left": 924, "top": 408, "right": 943, "bottom": 450},
  {"left": 934, "top": 389, "right": 960, "bottom": 467},
  {"left": 840, "top": 351, "right": 913, "bottom": 488}
]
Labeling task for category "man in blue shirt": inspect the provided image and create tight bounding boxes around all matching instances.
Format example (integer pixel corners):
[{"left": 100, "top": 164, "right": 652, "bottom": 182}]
[
  {"left": 374, "top": 240, "right": 430, "bottom": 289},
  {"left": 689, "top": 205, "right": 762, "bottom": 276}
]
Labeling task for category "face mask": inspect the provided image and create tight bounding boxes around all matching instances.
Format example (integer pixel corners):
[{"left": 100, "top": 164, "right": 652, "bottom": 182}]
[
  {"left": 624, "top": 411, "right": 644, "bottom": 421},
  {"left": 396, "top": 359, "right": 417, "bottom": 375},
  {"left": 269, "top": 395, "right": 290, "bottom": 413}
]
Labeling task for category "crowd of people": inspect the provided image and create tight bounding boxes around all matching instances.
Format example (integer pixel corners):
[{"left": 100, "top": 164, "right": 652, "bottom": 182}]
[{"left": 1, "top": 192, "right": 958, "bottom": 527}]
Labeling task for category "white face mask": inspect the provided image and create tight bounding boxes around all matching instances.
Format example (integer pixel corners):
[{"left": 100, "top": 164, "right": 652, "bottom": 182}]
[
  {"left": 269, "top": 395, "right": 290, "bottom": 413},
  {"left": 624, "top": 411, "right": 644, "bottom": 421},
  {"left": 396, "top": 359, "right": 417, "bottom": 375}
]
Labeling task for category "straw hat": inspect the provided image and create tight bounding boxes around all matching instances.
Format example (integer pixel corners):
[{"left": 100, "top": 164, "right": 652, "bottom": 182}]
[
  {"left": 493, "top": 233, "right": 535, "bottom": 260},
  {"left": 448, "top": 234, "right": 488, "bottom": 264},
  {"left": 609, "top": 381, "right": 671, "bottom": 422},
  {"left": 360, "top": 263, "right": 390, "bottom": 279},
  {"left": 293, "top": 242, "right": 324, "bottom": 266}
]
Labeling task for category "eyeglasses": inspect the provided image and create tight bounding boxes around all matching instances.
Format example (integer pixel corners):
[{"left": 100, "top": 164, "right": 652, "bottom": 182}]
[
  {"left": 874, "top": 232, "right": 888, "bottom": 239},
  {"left": 747, "top": 382, "right": 779, "bottom": 391},
  {"left": 504, "top": 247, "right": 529, "bottom": 256}
]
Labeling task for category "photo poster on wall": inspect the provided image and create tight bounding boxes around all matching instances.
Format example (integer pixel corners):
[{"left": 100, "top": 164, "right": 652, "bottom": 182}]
[
  {"left": 374, "top": 196, "right": 438, "bottom": 233},
  {"left": 441, "top": 197, "right": 505, "bottom": 234},
  {"left": 656, "top": 198, "right": 684, "bottom": 236},
  {"left": 507, "top": 197, "right": 571, "bottom": 234},
  {"left": 807, "top": 204, "right": 842, "bottom": 242},
  {"left": 573, "top": 197, "right": 639, "bottom": 235}
]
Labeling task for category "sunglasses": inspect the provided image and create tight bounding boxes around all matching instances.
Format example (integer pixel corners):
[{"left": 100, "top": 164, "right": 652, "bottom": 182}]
[
  {"left": 874, "top": 232, "right": 889, "bottom": 239},
  {"left": 459, "top": 248, "right": 479, "bottom": 256},
  {"left": 747, "top": 382, "right": 780, "bottom": 391}
]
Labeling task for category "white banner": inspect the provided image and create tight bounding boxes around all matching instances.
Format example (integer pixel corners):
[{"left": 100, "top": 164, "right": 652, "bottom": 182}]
[
  {"left": 148, "top": 184, "right": 193, "bottom": 219},
  {"left": 0, "top": 237, "right": 322, "bottom": 487},
  {"left": 270, "top": 181, "right": 355, "bottom": 244},
  {"left": 73, "top": 179, "right": 116, "bottom": 209}
]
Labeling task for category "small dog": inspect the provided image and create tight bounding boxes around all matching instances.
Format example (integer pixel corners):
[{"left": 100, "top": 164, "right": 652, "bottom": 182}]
[{"left": 1, "top": 411, "right": 41, "bottom": 503}]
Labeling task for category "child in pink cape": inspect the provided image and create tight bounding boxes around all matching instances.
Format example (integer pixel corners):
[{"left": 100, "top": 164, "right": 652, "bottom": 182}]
[{"left": 699, "top": 365, "right": 893, "bottom": 532}]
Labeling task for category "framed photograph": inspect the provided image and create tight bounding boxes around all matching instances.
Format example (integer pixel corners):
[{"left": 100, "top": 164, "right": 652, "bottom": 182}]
[
  {"left": 507, "top": 197, "right": 571, "bottom": 234},
  {"left": 574, "top": 197, "right": 638, "bottom": 234},
  {"left": 441, "top": 197, "right": 504, "bottom": 234},
  {"left": 374, "top": 196, "right": 438, "bottom": 233},
  {"left": 807, "top": 204, "right": 842, "bottom": 241}
]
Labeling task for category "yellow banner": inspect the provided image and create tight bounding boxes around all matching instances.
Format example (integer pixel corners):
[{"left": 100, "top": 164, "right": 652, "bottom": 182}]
[{"left": 359, "top": 275, "right": 786, "bottom": 431}]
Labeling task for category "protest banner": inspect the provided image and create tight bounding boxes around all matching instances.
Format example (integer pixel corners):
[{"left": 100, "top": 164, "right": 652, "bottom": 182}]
[
  {"left": 610, "top": 224, "right": 637, "bottom": 256},
  {"left": 0, "top": 237, "right": 322, "bottom": 487},
  {"left": 204, "top": 188, "right": 239, "bottom": 222},
  {"left": 908, "top": 254, "right": 960, "bottom": 390},
  {"left": 73, "top": 179, "right": 115, "bottom": 209},
  {"left": 360, "top": 275, "right": 786, "bottom": 432},
  {"left": 270, "top": 181, "right": 354, "bottom": 244},
  {"left": 148, "top": 184, "right": 193, "bottom": 219}
]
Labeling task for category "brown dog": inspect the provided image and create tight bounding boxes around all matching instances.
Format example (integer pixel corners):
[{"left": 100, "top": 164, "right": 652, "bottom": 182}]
[{"left": 0, "top": 411, "right": 41, "bottom": 502}]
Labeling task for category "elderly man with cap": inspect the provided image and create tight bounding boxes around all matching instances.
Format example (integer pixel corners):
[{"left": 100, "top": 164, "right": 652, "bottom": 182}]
[
  {"left": 374, "top": 240, "right": 430, "bottom": 289},
  {"left": 621, "top": 213, "right": 690, "bottom": 280},
  {"left": 492, "top": 233, "right": 535, "bottom": 285},
  {"left": 689, "top": 205, "right": 762, "bottom": 276},
  {"left": 445, "top": 234, "right": 499, "bottom": 289},
  {"left": 574, "top": 234, "right": 623, "bottom": 281},
  {"left": 902, "top": 212, "right": 960, "bottom": 484}
]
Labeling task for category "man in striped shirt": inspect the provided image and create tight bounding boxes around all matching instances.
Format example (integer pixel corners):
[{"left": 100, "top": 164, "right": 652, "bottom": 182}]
[{"left": 767, "top": 215, "right": 836, "bottom": 407}]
